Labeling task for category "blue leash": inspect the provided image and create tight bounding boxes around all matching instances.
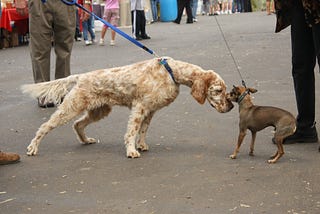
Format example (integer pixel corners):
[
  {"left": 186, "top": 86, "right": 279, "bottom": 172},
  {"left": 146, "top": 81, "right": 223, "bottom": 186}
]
[
  {"left": 42, "top": 0, "right": 177, "bottom": 83},
  {"left": 52, "top": 0, "right": 158, "bottom": 57}
]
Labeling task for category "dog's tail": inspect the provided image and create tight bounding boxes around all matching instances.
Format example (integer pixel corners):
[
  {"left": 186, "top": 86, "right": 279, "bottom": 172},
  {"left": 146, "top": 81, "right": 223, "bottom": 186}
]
[{"left": 21, "top": 74, "right": 80, "bottom": 105}]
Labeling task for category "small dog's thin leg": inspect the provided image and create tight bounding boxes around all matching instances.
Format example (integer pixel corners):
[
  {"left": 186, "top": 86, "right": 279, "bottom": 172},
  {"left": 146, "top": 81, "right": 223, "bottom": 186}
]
[
  {"left": 73, "top": 105, "right": 111, "bottom": 144},
  {"left": 27, "top": 106, "right": 82, "bottom": 156},
  {"left": 125, "top": 104, "right": 149, "bottom": 158},
  {"left": 268, "top": 137, "right": 284, "bottom": 163},
  {"left": 249, "top": 131, "right": 257, "bottom": 156},
  {"left": 137, "top": 111, "right": 154, "bottom": 151},
  {"left": 230, "top": 131, "right": 246, "bottom": 159}
]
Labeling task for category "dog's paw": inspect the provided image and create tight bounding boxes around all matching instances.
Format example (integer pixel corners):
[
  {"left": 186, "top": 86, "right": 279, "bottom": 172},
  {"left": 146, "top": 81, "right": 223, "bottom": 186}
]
[
  {"left": 267, "top": 159, "right": 277, "bottom": 164},
  {"left": 229, "top": 154, "right": 237, "bottom": 159},
  {"left": 83, "top": 137, "right": 97, "bottom": 144},
  {"left": 126, "top": 150, "right": 141, "bottom": 158},
  {"left": 27, "top": 143, "right": 38, "bottom": 156},
  {"left": 137, "top": 143, "right": 149, "bottom": 151}
]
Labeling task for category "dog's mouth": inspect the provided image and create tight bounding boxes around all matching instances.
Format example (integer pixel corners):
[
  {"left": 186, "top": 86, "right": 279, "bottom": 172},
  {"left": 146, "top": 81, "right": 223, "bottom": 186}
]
[{"left": 210, "top": 101, "right": 234, "bottom": 113}]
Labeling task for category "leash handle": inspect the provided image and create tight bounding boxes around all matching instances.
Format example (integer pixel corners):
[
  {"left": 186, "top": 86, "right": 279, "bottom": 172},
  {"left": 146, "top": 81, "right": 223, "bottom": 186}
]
[{"left": 58, "top": 0, "right": 157, "bottom": 57}]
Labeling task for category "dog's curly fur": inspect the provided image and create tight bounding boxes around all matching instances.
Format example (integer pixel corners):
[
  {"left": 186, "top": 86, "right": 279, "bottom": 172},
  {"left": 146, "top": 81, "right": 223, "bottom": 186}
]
[{"left": 22, "top": 57, "right": 233, "bottom": 158}]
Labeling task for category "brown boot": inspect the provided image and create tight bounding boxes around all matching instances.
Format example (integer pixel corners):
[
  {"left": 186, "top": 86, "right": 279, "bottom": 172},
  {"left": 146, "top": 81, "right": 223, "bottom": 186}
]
[{"left": 0, "top": 151, "right": 20, "bottom": 165}]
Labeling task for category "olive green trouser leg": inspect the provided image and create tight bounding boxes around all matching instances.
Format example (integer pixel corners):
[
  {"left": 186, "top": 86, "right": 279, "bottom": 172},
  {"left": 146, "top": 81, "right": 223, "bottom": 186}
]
[{"left": 29, "top": 0, "right": 75, "bottom": 83}]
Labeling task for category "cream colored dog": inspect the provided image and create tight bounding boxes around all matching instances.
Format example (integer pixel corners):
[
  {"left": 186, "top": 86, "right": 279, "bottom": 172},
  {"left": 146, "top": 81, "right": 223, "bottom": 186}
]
[{"left": 22, "top": 57, "right": 233, "bottom": 158}]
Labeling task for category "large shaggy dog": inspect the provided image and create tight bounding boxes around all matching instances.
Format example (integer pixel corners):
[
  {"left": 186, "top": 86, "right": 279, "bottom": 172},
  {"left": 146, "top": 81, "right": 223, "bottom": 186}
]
[{"left": 22, "top": 57, "right": 233, "bottom": 158}]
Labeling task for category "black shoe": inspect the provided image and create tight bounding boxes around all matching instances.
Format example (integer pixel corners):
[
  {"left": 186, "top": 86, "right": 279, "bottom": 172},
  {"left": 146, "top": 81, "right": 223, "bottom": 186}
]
[
  {"left": 272, "top": 126, "right": 318, "bottom": 144},
  {"left": 141, "top": 34, "right": 151, "bottom": 40},
  {"left": 186, "top": 21, "right": 193, "bottom": 24},
  {"left": 173, "top": 20, "right": 180, "bottom": 24},
  {"left": 135, "top": 36, "right": 143, "bottom": 41}
]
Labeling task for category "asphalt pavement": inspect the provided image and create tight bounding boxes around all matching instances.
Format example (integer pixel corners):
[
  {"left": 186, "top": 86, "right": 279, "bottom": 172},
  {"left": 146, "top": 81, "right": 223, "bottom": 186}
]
[{"left": 1, "top": 12, "right": 320, "bottom": 214}]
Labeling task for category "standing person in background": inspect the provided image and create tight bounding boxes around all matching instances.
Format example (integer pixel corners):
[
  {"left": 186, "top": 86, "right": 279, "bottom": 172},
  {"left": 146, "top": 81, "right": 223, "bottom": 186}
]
[
  {"left": 130, "top": 0, "right": 151, "bottom": 40},
  {"left": 266, "top": 0, "right": 274, "bottom": 15},
  {"left": 0, "top": 1, "right": 21, "bottom": 166},
  {"left": 80, "top": 0, "right": 96, "bottom": 45},
  {"left": 201, "top": 0, "right": 210, "bottom": 15},
  {"left": 174, "top": 0, "right": 193, "bottom": 24},
  {"left": 236, "top": 0, "right": 244, "bottom": 13},
  {"left": 75, "top": 1, "right": 82, "bottom": 41},
  {"left": 15, "top": 0, "right": 76, "bottom": 108},
  {"left": 221, "top": 0, "right": 233, "bottom": 14},
  {"left": 212, "top": 0, "right": 221, "bottom": 15},
  {"left": 191, "top": 0, "right": 199, "bottom": 22},
  {"left": 99, "top": 0, "right": 120, "bottom": 46},
  {"left": 150, "top": 0, "right": 159, "bottom": 22},
  {"left": 274, "top": 0, "right": 319, "bottom": 149}
]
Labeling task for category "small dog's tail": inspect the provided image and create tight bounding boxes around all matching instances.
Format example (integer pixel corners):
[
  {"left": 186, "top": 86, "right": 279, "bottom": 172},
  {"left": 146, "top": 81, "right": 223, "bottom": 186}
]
[{"left": 21, "top": 74, "right": 80, "bottom": 105}]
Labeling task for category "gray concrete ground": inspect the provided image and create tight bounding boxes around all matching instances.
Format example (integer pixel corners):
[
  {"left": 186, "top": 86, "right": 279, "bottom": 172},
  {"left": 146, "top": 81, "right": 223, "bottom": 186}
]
[{"left": 1, "top": 12, "right": 320, "bottom": 214}]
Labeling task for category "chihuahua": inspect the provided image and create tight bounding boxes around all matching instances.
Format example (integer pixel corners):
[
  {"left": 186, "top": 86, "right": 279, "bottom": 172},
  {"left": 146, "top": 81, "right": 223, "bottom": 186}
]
[{"left": 228, "top": 85, "right": 296, "bottom": 163}]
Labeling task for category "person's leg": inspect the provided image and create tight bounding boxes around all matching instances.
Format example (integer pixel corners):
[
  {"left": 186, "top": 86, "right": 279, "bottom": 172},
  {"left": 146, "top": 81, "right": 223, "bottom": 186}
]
[
  {"left": 266, "top": 0, "right": 271, "bottom": 15},
  {"left": 174, "top": 0, "right": 184, "bottom": 23},
  {"left": 286, "top": 0, "right": 318, "bottom": 143},
  {"left": 140, "top": 10, "right": 148, "bottom": 38},
  {"left": 100, "top": 26, "right": 108, "bottom": 43},
  {"left": 136, "top": 10, "right": 143, "bottom": 38},
  {"left": 110, "top": 9, "right": 120, "bottom": 45},
  {"left": 53, "top": 0, "right": 75, "bottom": 80},
  {"left": 131, "top": 10, "right": 139, "bottom": 38},
  {"left": 82, "top": 20, "right": 89, "bottom": 41},
  {"left": 100, "top": 9, "right": 111, "bottom": 45},
  {"left": 192, "top": 0, "right": 198, "bottom": 19},
  {"left": 29, "top": 0, "right": 52, "bottom": 83},
  {"left": 87, "top": 15, "right": 95, "bottom": 42},
  {"left": 186, "top": 0, "right": 193, "bottom": 23},
  {"left": 151, "top": 0, "right": 157, "bottom": 22}
]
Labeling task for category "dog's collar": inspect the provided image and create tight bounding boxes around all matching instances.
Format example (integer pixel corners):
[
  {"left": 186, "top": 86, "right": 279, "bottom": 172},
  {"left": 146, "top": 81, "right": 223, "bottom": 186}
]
[
  {"left": 237, "top": 89, "right": 249, "bottom": 104},
  {"left": 158, "top": 58, "right": 177, "bottom": 84}
]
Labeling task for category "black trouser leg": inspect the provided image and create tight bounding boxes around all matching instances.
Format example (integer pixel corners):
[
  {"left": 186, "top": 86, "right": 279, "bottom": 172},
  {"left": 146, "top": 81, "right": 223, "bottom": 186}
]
[
  {"left": 185, "top": 0, "right": 193, "bottom": 23},
  {"left": 175, "top": 0, "right": 184, "bottom": 23},
  {"left": 291, "top": 0, "right": 319, "bottom": 130}
]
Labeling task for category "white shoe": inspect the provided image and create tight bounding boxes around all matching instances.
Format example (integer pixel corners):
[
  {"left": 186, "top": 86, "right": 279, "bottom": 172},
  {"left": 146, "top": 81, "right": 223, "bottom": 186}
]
[
  {"left": 110, "top": 40, "right": 115, "bottom": 46},
  {"left": 99, "top": 38, "right": 105, "bottom": 45},
  {"left": 85, "top": 40, "right": 92, "bottom": 46},
  {"left": 92, "top": 39, "right": 97, "bottom": 44},
  {"left": 228, "top": 10, "right": 232, "bottom": 14}
]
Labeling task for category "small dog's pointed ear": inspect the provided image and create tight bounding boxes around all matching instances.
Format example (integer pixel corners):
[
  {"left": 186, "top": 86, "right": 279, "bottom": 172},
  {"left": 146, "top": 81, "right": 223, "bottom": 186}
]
[{"left": 248, "top": 87, "right": 258, "bottom": 93}]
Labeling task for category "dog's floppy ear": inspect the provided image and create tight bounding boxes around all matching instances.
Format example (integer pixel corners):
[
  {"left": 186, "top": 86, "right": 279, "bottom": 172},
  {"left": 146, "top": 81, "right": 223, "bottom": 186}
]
[
  {"left": 191, "top": 79, "right": 207, "bottom": 104},
  {"left": 248, "top": 87, "right": 257, "bottom": 93}
]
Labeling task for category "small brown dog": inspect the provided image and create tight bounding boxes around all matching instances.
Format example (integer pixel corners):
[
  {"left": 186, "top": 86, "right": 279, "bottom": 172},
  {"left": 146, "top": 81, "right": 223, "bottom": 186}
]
[{"left": 228, "top": 85, "right": 296, "bottom": 163}]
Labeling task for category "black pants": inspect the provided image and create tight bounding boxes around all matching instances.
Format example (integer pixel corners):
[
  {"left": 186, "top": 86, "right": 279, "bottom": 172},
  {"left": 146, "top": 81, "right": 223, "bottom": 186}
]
[
  {"left": 291, "top": 0, "right": 320, "bottom": 130},
  {"left": 175, "top": 0, "right": 193, "bottom": 23},
  {"left": 131, "top": 10, "right": 147, "bottom": 38}
]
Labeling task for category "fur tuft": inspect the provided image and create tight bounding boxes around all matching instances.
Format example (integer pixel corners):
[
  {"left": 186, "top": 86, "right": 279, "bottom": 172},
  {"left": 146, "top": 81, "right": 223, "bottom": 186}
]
[{"left": 21, "top": 75, "right": 80, "bottom": 105}]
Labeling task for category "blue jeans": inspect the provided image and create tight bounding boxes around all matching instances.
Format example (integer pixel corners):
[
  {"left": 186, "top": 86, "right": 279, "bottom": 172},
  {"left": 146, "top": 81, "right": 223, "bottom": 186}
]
[
  {"left": 236, "top": 0, "right": 245, "bottom": 12},
  {"left": 150, "top": 0, "right": 159, "bottom": 22},
  {"left": 82, "top": 15, "right": 95, "bottom": 41},
  {"left": 190, "top": 0, "right": 198, "bottom": 18}
]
